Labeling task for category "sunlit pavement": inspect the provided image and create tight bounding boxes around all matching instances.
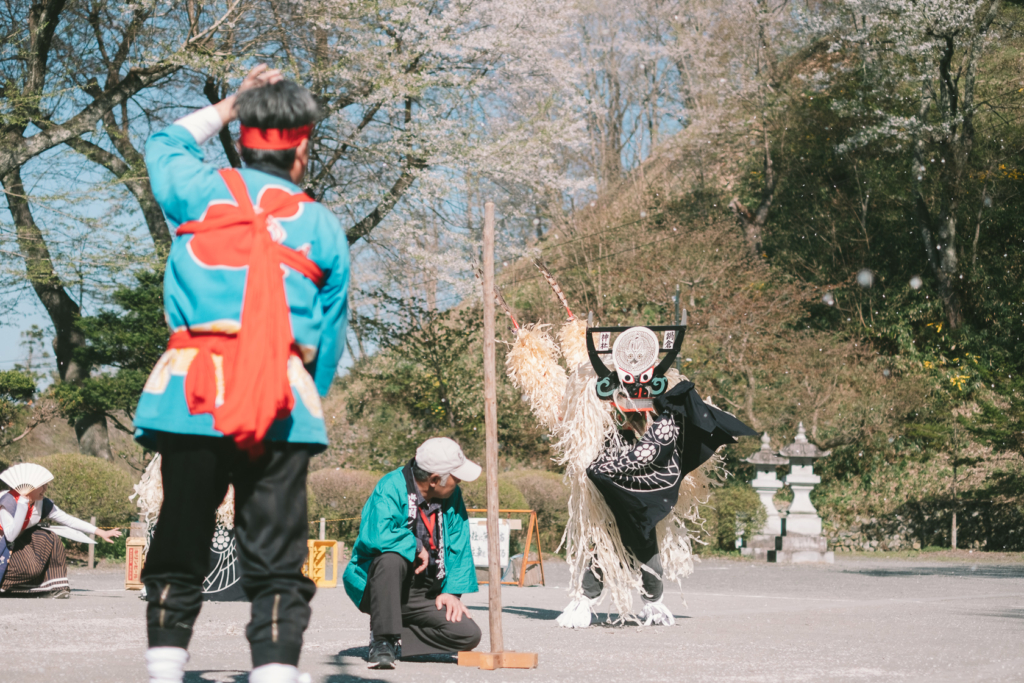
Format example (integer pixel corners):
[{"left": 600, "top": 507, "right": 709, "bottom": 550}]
[{"left": 2, "top": 556, "right": 1022, "bottom": 682}]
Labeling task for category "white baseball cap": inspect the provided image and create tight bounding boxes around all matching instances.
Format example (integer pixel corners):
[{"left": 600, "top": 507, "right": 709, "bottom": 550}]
[{"left": 415, "top": 437, "right": 482, "bottom": 482}]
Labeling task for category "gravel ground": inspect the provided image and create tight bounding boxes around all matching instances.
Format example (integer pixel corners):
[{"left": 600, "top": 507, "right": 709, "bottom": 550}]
[{"left": 1, "top": 555, "right": 1022, "bottom": 683}]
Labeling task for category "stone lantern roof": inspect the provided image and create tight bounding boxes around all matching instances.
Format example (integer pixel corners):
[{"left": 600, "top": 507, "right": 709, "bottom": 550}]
[
  {"left": 779, "top": 423, "right": 831, "bottom": 460},
  {"left": 744, "top": 432, "right": 790, "bottom": 466}
]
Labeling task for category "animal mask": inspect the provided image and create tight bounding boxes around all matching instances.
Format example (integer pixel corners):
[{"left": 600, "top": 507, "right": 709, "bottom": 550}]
[{"left": 586, "top": 320, "right": 687, "bottom": 413}]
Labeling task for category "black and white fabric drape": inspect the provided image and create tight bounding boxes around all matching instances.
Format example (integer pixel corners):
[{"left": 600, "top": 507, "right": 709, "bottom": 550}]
[
  {"left": 203, "top": 523, "right": 246, "bottom": 601},
  {"left": 587, "top": 380, "right": 757, "bottom": 557}
]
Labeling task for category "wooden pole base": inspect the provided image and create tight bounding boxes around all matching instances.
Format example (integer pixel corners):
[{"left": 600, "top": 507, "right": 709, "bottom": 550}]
[{"left": 458, "top": 651, "right": 538, "bottom": 670}]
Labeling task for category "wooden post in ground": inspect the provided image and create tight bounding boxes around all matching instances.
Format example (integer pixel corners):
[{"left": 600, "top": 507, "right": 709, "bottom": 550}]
[
  {"left": 458, "top": 201, "right": 537, "bottom": 671},
  {"left": 482, "top": 201, "right": 504, "bottom": 655},
  {"left": 88, "top": 516, "right": 96, "bottom": 569},
  {"left": 320, "top": 517, "right": 326, "bottom": 541}
]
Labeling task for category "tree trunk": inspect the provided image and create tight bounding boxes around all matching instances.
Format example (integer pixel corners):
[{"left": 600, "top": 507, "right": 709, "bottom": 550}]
[
  {"left": 2, "top": 166, "right": 112, "bottom": 459},
  {"left": 951, "top": 510, "right": 957, "bottom": 550},
  {"left": 600, "top": 71, "right": 624, "bottom": 185},
  {"left": 913, "top": 80, "right": 966, "bottom": 331},
  {"left": 75, "top": 414, "right": 113, "bottom": 460},
  {"left": 730, "top": 118, "right": 777, "bottom": 259}
]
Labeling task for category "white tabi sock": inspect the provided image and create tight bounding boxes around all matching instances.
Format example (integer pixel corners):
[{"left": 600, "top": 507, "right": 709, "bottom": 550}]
[
  {"left": 249, "top": 663, "right": 311, "bottom": 683},
  {"left": 145, "top": 646, "right": 189, "bottom": 683},
  {"left": 639, "top": 597, "right": 676, "bottom": 626},
  {"left": 556, "top": 595, "right": 598, "bottom": 629}
]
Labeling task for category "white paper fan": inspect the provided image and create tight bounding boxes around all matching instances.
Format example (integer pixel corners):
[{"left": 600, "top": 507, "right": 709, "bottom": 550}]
[{"left": 0, "top": 463, "right": 54, "bottom": 494}]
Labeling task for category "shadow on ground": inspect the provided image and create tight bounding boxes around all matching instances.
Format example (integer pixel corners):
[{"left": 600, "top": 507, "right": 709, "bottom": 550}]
[
  {"left": 327, "top": 648, "right": 399, "bottom": 682},
  {"left": 842, "top": 564, "right": 1024, "bottom": 579},
  {"left": 184, "top": 671, "right": 246, "bottom": 683},
  {"left": 466, "top": 604, "right": 561, "bottom": 620},
  {"left": 326, "top": 648, "right": 460, "bottom": 683},
  {"left": 970, "top": 608, "right": 1024, "bottom": 620},
  {"left": 334, "top": 647, "right": 456, "bottom": 664},
  {"left": 466, "top": 603, "right": 689, "bottom": 625}
]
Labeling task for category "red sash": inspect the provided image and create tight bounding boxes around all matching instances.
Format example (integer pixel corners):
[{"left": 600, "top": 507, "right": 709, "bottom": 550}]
[
  {"left": 419, "top": 509, "right": 438, "bottom": 550},
  {"left": 171, "top": 170, "right": 325, "bottom": 456},
  {"left": 1, "top": 491, "right": 35, "bottom": 535}
]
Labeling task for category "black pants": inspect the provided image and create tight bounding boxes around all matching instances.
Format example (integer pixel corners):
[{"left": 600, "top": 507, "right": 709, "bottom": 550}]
[
  {"left": 359, "top": 552, "right": 481, "bottom": 657},
  {"left": 581, "top": 542, "right": 664, "bottom": 602},
  {"left": 142, "top": 433, "right": 317, "bottom": 667}
]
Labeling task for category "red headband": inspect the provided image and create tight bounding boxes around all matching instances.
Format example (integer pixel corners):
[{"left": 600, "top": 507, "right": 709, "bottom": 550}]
[{"left": 239, "top": 125, "right": 312, "bottom": 150}]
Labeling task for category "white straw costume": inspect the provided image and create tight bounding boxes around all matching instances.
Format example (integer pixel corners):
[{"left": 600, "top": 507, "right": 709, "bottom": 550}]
[{"left": 503, "top": 274, "right": 754, "bottom": 627}]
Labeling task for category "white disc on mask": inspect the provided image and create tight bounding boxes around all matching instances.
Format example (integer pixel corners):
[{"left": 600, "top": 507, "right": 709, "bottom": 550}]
[{"left": 611, "top": 327, "right": 660, "bottom": 377}]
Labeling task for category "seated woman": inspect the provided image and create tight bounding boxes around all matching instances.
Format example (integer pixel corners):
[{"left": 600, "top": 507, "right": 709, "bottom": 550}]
[{"left": 0, "top": 464, "right": 121, "bottom": 597}]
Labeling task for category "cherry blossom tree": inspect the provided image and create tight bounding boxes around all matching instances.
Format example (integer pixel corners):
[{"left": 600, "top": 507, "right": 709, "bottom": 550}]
[{"left": 830, "top": 0, "right": 1003, "bottom": 329}]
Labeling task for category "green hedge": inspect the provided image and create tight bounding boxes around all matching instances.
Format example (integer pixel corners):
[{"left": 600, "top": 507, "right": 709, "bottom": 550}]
[
  {"left": 458, "top": 475, "right": 529, "bottom": 512},
  {"left": 700, "top": 484, "right": 768, "bottom": 552},
  {"left": 307, "top": 468, "right": 382, "bottom": 545}
]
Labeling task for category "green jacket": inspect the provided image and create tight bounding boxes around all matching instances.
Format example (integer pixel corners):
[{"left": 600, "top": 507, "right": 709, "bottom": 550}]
[{"left": 342, "top": 466, "right": 478, "bottom": 607}]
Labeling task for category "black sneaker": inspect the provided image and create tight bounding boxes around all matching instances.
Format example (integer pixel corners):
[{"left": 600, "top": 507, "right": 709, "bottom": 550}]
[{"left": 367, "top": 637, "right": 399, "bottom": 669}]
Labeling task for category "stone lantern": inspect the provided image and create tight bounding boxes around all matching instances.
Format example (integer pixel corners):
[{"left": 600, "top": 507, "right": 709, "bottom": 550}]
[
  {"left": 743, "top": 422, "right": 834, "bottom": 564},
  {"left": 744, "top": 432, "right": 789, "bottom": 536},
  {"left": 779, "top": 422, "right": 831, "bottom": 536}
]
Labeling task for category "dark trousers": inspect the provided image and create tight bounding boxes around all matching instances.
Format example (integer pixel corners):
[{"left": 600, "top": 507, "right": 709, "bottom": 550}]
[
  {"left": 359, "top": 552, "right": 481, "bottom": 657},
  {"left": 142, "top": 433, "right": 317, "bottom": 667},
  {"left": 582, "top": 543, "right": 664, "bottom": 602}
]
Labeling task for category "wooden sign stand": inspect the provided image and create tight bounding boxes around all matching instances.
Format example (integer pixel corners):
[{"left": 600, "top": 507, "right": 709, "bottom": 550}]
[
  {"left": 458, "top": 201, "right": 538, "bottom": 671},
  {"left": 466, "top": 508, "right": 546, "bottom": 587}
]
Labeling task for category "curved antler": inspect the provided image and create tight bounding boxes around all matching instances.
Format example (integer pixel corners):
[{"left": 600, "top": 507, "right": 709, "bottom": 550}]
[
  {"left": 535, "top": 260, "right": 574, "bottom": 321},
  {"left": 494, "top": 285, "right": 520, "bottom": 331}
]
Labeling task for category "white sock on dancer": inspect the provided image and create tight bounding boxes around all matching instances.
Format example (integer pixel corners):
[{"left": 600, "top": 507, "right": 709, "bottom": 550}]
[
  {"left": 249, "top": 663, "right": 311, "bottom": 683},
  {"left": 145, "top": 646, "right": 189, "bottom": 683}
]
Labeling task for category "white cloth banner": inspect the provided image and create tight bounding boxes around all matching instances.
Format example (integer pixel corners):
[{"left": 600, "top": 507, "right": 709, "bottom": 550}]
[{"left": 469, "top": 518, "right": 509, "bottom": 569}]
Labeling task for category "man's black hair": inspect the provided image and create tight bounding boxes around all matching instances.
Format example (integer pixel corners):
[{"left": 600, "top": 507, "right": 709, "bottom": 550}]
[
  {"left": 412, "top": 459, "right": 432, "bottom": 482},
  {"left": 412, "top": 459, "right": 449, "bottom": 485},
  {"left": 236, "top": 80, "right": 320, "bottom": 171}
]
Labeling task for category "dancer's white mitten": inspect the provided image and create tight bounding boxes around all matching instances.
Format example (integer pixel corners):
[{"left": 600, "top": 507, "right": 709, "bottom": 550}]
[
  {"left": 556, "top": 595, "right": 597, "bottom": 629},
  {"left": 146, "top": 646, "right": 189, "bottom": 683},
  {"left": 639, "top": 597, "right": 675, "bottom": 626},
  {"left": 249, "top": 663, "right": 310, "bottom": 683}
]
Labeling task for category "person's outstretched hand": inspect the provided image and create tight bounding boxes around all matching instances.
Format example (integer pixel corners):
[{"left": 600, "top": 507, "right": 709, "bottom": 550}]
[
  {"left": 435, "top": 593, "right": 469, "bottom": 622},
  {"left": 95, "top": 528, "right": 122, "bottom": 543}
]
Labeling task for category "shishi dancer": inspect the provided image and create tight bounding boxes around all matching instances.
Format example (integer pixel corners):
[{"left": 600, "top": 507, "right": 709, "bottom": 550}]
[
  {"left": 504, "top": 266, "right": 755, "bottom": 627},
  {"left": 134, "top": 66, "right": 349, "bottom": 683}
]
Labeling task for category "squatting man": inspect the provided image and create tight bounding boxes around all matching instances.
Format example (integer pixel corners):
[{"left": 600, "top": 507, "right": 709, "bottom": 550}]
[{"left": 343, "top": 437, "right": 483, "bottom": 669}]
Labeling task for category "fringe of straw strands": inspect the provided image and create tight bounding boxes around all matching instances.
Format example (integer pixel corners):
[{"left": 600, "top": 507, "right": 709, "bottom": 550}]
[
  {"left": 557, "top": 317, "right": 589, "bottom": 371},
  {"left": 505, "top": 323, "right": 566, "bottom": 431},
  {"left": 553, "top": 365, "right": 644, "bottom": 621}
]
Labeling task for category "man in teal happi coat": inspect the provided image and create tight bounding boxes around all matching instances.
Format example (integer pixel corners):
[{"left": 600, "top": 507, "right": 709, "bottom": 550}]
[{"left": 343, "top": 437, "right": 482, "bottom": 669}]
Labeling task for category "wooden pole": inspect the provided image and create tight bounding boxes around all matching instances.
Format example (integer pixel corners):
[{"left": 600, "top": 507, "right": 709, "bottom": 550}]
[
  {"left": 319, "top": 517, "right": 326, "bottom": 541},
  {"left": 482, "top": 200, "right": 504, "bottom": 655},
  {"left": 458, "top": 203, "right": 537, "bottom": 671},
  {"left": 88, "top": 516, "right": 96, "bottom": 569}
]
